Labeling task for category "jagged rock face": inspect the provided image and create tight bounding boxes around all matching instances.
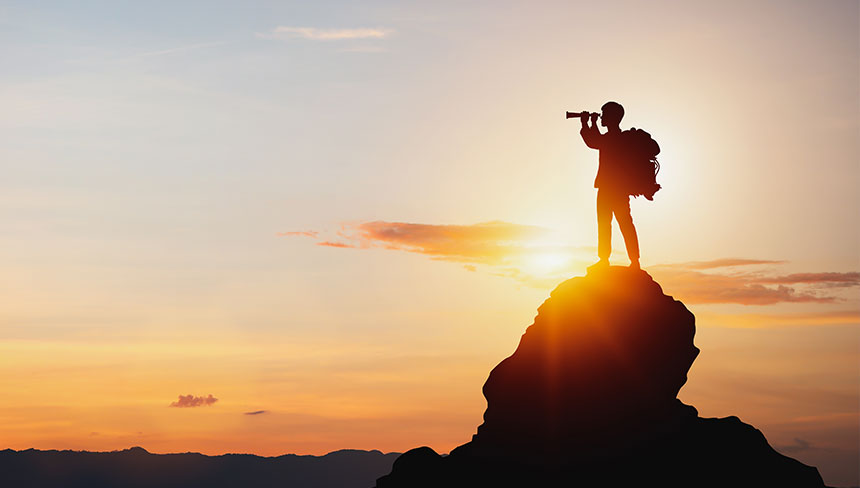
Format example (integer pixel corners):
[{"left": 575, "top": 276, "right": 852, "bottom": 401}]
[
  {"left": 376, "top": 267, "right": 826, "bottom": 488},
  {"left": 476, "top": 267, "right": 699, "bottom": 450}
]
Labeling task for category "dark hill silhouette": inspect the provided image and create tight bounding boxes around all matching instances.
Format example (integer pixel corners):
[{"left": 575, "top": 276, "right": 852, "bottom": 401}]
[
  {"left": 0, "top": 446, "right": 398, "bottom": 488},
  {"left": 376, "top": 266, "right": 826, "bottom": 488}
]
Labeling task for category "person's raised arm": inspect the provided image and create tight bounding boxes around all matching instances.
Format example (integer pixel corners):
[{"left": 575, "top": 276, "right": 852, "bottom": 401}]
[
  {"left": 580, "top": 112, "right": 602, "bottom": 149},
  {"left": 580, "top": 111, "right": 591, "bottom": 130}
]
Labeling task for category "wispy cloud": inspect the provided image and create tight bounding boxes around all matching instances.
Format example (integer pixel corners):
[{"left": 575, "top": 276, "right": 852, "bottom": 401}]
[
  {"left": 774, "top": 437, "right": 842, "bottom": 455},
  {"left": 282, "top": 220, "right": 860, "bottom": 305},
  {"left": 244, "top": 410, "right": 269, "bottom": 416},
  {"left": 318, "top": 240, "right": 355, "bottom": 248},
  {"left": 308, "top": 220, "right": 553, "bottom": 265},
  {"left": 776, "top": 438, "right": 813, "bottom": 454},
  {"left": 757, "top": 272, "right": 860, "bottom": 286},
  {"left": 169, "top": 394, "right": 218, "bottom": 408},
  {"left": 648, "top": 265, "right": 859, "bottom": 305},
  {"left": 257, "top": 26, "right": 392, "bottom": 41},
  {"left": 277, "top": 230, "right": 318, "bottom": 238}
]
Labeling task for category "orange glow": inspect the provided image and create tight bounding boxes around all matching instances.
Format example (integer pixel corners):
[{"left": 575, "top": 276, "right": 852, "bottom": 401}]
[{"left": 1, "top": 1, "right": 857, "bottom": 486}]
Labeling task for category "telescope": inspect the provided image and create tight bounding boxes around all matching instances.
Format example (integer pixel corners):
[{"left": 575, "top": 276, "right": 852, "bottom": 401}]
[{"left": 566, "top": 111, "right": 600, "bottom": 119}]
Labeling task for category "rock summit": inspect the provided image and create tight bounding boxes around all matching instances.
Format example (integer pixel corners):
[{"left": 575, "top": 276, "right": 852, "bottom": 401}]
[{"left": 376, "top": 267, "right": 825, "bottom": 487}]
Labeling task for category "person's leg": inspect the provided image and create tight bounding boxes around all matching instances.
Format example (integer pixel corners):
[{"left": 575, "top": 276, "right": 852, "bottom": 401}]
[
  {"left": 596, "top": 190, "right": 612, "bottom": 264},
  {"left": 612, "top": 193, "right": 640, "bottom": 268}
]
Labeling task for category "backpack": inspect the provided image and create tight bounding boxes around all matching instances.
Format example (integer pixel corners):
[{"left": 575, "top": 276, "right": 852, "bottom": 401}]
[{"left": 623, "top": 128, "right": 662, "bottom": 200}]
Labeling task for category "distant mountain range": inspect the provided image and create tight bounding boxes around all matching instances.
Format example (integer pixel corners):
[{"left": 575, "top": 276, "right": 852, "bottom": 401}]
[{"left": 0, "top": 446, "right": 400, "bottom": 488}]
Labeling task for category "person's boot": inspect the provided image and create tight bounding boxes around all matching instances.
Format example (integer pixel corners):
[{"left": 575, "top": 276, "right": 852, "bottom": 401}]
[
  {"left": 588, "top": 258, "right": 609, "bottom": 271},
  {"left": 629, "top": 259, "right": 640, "bottom": 270}
]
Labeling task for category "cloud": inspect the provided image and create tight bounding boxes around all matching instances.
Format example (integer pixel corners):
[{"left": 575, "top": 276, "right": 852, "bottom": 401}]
[
  {"left": 169, "top": 394, "right": 218, "bottom": 408},
  {"left": 244, "top": 410, "right": 269, "bottom": 416},
  {"left": 649, "top": 270, "right": 826, "bottom": 305},
  {"left": 627, "top": 260, "right": 859, "bottom": 305},
  {"left": 258, "top": 27, "right": 392, "bottom": 41},
  {"left": 647, "top": 263, "right": 859, "bottom": 305},
  {"left": 776, "top": 438, "right": 814, "bottom": 454},
  {"left": 320, "top": 220, "right": 553, "bottom": 265},
  {"left": 648, "top": 264, "right": 860, "bottom": 305},
  {"left": 283, "top": 219, "right": 859, "bottom": 305},
  {"left": 774, "top": 437, "right": 848, "bottom": 458},
  {"left": 318, "top": 240, "right": 356, "bottom": 248},
  {"left": 277, "top": 230, "right": 319, "bottom": 238},
  {"left": 757, "top": 272, "right": 860, "bottom": 286}
]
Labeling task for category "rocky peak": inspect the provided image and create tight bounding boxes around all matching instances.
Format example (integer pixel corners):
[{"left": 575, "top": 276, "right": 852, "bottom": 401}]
[{"left": 377, "top": 267, "right": 825, "bottom": 488}]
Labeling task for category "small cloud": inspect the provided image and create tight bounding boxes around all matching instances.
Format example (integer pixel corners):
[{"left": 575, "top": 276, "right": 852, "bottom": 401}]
[
  {"left": 777, "top": 438, "right": 813, "bottom": 453},
  {"left": 317, "top": 241, "right": 356, "bottom": 248},
  {"left": 169, "top": 394, "right": 218, "bottom": 408},
  {"left": 258, "top": 26, "right": 392, "bottom": 41},
  {"left": 277, "top": 230, "right": 319, "bottom": 238},
  {"left": 344, "top": 220, "right": 552, "bottom": 264},
  {"left": 284, "top": 220, "right": 557, "bottom": 264},
  {"left": 244, "top": 410, "right": 269, "bottom": 416},
  {"left": 284, "top": 219, "right": 580, "bottom": 285}
]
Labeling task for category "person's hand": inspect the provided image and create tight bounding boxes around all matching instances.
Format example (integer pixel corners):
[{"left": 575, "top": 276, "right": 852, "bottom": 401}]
[
  {"left": 590, "top": 112, "right": 600, "bottom": 123},
  {"left": 579, "top": 111, "right": 590, "bottom": 123}
]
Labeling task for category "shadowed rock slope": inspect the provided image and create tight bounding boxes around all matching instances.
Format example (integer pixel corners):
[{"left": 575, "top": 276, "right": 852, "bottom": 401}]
[{"left": 376, "top": 266, "right": 826, "bottom": 488}]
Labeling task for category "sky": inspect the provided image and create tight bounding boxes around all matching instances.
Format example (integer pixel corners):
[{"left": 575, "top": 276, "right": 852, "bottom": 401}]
[{"left": 1, "top": 0, "right": 858, "bottom": 485}]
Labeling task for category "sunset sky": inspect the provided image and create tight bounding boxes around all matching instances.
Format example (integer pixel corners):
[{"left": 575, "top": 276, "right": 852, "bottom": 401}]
[{"left": 1, "top": 1, "right": 858, "bottom": 486}]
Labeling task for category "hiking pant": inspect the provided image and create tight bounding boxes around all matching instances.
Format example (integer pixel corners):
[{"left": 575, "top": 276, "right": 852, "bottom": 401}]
[{"left": 597, "top": 189, "right": 640, "bottom": 261}]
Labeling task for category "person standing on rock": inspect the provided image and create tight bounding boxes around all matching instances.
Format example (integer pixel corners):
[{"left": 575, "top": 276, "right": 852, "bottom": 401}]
[{"left": 578, "top": 101, "right": 642, "bottom": 270}]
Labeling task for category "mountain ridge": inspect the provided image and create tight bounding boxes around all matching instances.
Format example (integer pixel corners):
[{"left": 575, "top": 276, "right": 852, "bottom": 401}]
[
  {"left": 1, "top": 445, "right": 392, "bottom": 458},
  {"left": 0, "top": 445, "right": 400, "bottom": 488}
]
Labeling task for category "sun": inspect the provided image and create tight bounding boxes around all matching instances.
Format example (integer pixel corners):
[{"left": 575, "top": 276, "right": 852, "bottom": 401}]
[{"left": 522, "top": 250, "right": 572, "bottom": 276}]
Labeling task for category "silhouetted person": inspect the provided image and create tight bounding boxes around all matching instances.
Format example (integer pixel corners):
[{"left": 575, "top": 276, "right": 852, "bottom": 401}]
[{"left": 579, "top": 101, "right": 640, "bottom": 270}]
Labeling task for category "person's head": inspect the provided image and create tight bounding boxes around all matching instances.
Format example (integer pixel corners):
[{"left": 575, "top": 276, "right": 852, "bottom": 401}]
[{"left": 600, "top": 101, "right": 624, "bottom": 128}]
